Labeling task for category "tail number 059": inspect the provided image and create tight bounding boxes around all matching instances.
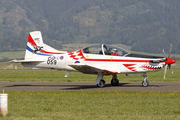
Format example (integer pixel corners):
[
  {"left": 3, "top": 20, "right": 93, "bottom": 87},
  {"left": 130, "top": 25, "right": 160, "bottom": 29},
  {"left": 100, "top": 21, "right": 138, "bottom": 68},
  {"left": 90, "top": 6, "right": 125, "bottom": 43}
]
[{"left": 47, "top": 59, "right": 57, "bottom": 65}]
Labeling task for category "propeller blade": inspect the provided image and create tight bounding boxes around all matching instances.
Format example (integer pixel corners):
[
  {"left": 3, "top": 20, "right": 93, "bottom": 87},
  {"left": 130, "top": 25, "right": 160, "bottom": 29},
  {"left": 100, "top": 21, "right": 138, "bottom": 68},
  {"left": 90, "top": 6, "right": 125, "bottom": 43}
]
[
  {"left": 168, "top": 44, "right": 172, "bottom": 58},
  {"left": 162, "top": 49, "right": 165, "bottom": 54},
  {"left": 164, "top": 64, "right": 168, "bottom": 79},
  {"left": 163, "top": 44, "right": 174, "bottom": 79},
  {"left": 168, "top": 64, "right": 173, "bottom": 74}
]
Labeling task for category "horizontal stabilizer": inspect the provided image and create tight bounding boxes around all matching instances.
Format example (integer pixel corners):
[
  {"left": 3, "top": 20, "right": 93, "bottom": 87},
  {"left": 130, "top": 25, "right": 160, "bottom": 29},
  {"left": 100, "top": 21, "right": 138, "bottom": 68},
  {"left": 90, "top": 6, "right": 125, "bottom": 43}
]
[{"left": 9, "top": 59, "right": 44, "bottom": 63}]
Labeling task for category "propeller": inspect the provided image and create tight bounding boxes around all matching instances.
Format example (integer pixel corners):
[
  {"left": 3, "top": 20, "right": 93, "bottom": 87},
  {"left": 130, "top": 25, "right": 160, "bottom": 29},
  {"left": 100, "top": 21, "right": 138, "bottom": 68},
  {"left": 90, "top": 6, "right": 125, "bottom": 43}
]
[
  {"left": 164, "top": 44, "right": 174, "bottom": 79},
  {"left": 164, "top": 64, "right": 168, "bottom": 79},
  {"left": 164, "top": 64, "right": 174, "bottom": 79},
  {"left": 162, "top": 49, "right": 165, "bottom": 54},
  {"left": 168, "top": 64, "right": 173, "bottom": 74},
  {"left": 168, "top": 44, "right": 172, "bottom": 58}
]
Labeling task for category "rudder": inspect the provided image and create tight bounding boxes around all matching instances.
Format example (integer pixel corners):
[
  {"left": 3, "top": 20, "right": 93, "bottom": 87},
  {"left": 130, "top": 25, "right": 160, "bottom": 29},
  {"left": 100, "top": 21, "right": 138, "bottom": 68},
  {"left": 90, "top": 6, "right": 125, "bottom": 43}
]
[{"left": 25, "top": 31, "right": 44, "bottom": 60}]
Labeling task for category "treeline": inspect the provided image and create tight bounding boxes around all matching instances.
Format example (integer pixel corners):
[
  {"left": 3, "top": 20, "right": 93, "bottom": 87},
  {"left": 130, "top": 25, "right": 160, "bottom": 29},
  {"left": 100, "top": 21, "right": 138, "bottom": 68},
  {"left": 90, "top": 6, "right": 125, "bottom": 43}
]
[
  {"left": 0, "top": 0, "right": 180, "bottom": 53},
  {"left": 0, "top": 35, "right": 26, "bottom": 51}
]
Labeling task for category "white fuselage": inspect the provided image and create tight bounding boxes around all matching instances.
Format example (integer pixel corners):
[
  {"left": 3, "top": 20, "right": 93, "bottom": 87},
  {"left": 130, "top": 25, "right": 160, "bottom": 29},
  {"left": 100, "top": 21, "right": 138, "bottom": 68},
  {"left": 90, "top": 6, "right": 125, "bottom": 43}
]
[{"left": 22, "top": 50, "right": 165, "bottom": 75}]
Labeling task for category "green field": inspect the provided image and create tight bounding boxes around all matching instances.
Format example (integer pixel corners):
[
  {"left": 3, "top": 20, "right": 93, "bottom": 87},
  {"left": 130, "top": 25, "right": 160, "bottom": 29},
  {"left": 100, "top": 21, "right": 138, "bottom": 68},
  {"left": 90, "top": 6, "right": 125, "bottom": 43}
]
[
  {"left": 0, "top": 69, "right": 180, "bottom": 82},
  {"left": 0, "top": 91, "right": 180, "bottom": 120},
  {"left": 0, "top": 51, "right": 25, "bottom": 60},
  {"left": 0, "top": 70, "right": 180, "bottom": 119}
]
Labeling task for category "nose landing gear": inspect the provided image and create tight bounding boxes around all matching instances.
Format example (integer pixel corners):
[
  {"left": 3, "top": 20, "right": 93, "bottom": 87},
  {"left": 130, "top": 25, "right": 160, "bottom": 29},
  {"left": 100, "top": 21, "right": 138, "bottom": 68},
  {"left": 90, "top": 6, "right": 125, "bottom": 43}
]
[{"left": 142, "top": 73, "right": 149, "bottom": 87}]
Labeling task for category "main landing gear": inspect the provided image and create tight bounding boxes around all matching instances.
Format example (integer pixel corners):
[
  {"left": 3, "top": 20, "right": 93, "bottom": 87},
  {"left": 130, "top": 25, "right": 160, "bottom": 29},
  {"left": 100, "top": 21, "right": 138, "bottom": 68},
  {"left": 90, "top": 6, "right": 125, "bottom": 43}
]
[
  {"left": 111, "top": 74, "right": 119, "bottom": 86},
  {"left": 97, "top": 79, "right": 106, "bottom": 88},
  {"left": 96, "top": 74, "right": 106, "bottom": 88},
  {"left": 96, "top": 74, "right": 119, "bottom": 88},
  {"left": 142, "top": 73, "right": 149, "bottom": 87}
]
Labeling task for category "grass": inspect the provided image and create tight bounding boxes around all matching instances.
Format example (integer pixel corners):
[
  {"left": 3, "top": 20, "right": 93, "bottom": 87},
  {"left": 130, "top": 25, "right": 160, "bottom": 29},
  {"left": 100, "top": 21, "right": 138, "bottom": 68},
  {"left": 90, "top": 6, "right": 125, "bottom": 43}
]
[
  {"left": 0, "top": 91, "right": 180, "bottom": 120},
  {"left": 0, "top": 62, "right": 24, "bottom": 69},
  {"left": 0, "top": 51, "right": 25, "bottom": 60},
  {"left": 0, "top": 69, "right": 180, "bottom": 82}
]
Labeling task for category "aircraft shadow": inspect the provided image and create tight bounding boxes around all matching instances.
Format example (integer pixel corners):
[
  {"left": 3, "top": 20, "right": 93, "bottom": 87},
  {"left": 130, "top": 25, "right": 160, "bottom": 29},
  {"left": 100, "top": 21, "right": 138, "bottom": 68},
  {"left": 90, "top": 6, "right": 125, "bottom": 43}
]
[
  {"left": 118, "top": 83, "right": 161, "bottom": 88},
  {"left": 5, "top": 82, "right": 161, "bottom": 91}
]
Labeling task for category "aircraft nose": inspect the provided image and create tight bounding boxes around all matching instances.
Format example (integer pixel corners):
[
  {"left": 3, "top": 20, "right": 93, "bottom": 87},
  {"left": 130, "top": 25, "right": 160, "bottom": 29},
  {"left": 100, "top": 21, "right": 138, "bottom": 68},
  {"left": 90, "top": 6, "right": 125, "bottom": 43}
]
[{"left": 165, "top": 58, "right": 176, "bottom": 65}]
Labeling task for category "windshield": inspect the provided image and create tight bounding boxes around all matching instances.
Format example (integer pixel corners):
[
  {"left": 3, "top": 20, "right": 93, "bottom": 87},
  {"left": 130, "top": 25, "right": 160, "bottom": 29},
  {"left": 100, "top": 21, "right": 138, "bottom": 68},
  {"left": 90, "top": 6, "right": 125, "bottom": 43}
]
[
  {"left": 82, "top": 44, "right": 103, "bottom": 55},
  {"left": 82, "top": 44, "right": 130, "bottom": 56},
  {"left": 103, "top": 44, "right": 130, "bottom": 56}
]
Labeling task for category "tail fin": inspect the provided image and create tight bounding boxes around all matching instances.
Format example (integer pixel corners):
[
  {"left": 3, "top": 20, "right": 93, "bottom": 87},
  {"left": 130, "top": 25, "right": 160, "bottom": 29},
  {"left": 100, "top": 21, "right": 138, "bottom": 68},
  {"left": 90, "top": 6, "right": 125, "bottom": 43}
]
[{"left": 25, "top": 31, "right": 59, "bottom": 60}]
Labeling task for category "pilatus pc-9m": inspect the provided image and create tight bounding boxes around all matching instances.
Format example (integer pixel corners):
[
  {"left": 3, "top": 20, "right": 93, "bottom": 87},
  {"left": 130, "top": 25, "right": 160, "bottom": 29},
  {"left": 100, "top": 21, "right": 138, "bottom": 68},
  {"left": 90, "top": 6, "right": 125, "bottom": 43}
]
[{"left": 11, "top": 31, "right": 176, "bottom": 87}]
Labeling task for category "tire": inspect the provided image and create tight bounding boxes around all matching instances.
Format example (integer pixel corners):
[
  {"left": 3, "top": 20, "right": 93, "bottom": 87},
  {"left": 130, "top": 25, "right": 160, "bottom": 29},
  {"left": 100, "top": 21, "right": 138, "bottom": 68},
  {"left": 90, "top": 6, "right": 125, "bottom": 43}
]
[
  {"left": 142, "top": 81, "right": 149, "bottom": 87},
  {"left": 97, "top": 79, "right": 105, "bottom": 88},
  {"left": 111, "top": 79, "right": 119, "bottom": 86}
]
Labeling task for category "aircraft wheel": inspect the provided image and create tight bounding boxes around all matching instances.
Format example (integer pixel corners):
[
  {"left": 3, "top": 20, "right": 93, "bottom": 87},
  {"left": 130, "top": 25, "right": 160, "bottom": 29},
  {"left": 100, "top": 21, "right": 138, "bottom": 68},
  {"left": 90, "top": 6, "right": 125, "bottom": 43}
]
[
  {"left": 97, "top": 79, "right": 105, "bottom": 88},
  {"left": 111, "top": 79, "right": 119, "bottom": 86},
  {"left": 142, "top": 81, "right": 149, "bottom": 87}
]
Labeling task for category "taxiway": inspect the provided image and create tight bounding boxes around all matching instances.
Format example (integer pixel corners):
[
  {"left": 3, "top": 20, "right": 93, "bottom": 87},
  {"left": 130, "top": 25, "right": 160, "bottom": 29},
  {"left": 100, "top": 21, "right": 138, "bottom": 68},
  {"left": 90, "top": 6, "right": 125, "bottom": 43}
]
[{"left": 0, "top": 82, "right": 180, "bottom": 92}]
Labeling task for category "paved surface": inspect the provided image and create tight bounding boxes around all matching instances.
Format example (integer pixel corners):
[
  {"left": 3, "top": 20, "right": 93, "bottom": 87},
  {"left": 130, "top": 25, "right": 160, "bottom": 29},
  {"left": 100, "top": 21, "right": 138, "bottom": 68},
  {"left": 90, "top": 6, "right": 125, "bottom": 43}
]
[{"left": 0, "top": 82, "right": 180, "bottom": 92}]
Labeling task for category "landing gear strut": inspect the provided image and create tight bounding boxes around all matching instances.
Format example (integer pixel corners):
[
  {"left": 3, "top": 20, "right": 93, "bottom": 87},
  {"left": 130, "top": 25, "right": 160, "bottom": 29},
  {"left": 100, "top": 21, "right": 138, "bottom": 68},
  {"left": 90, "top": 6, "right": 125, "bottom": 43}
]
[
  {"left": 111, "top": 74, "right": 119, "bottom": 86},
  {"left": 96, "top": 74, "right": 106, "bottom": 88},
  {"left": 142, "top": 73, "right": 149, "bottom": 87}
]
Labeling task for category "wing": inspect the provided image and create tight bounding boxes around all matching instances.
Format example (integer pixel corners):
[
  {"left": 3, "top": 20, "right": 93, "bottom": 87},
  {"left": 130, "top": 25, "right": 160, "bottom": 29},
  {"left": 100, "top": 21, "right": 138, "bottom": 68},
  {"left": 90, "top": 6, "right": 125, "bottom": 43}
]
[
  {"left": 69, "top": 64, "right": 119, "bottom": 75},
  {"left": 9, "top": 59, "right": 44, "bottom": 63}
]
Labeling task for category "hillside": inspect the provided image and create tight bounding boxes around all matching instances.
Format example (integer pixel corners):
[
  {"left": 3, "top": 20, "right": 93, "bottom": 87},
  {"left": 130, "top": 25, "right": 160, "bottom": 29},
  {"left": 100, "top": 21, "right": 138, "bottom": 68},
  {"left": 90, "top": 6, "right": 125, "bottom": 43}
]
[{"left": 0, "top": 0, "right": 180, "bottom": 53}]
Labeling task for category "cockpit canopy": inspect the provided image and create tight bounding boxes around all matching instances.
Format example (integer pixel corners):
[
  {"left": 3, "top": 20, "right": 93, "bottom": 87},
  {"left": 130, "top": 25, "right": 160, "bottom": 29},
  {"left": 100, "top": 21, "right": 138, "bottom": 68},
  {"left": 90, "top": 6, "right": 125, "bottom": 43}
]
[{"left": 82, "top": 44, "right": 130, "bottom": 56}]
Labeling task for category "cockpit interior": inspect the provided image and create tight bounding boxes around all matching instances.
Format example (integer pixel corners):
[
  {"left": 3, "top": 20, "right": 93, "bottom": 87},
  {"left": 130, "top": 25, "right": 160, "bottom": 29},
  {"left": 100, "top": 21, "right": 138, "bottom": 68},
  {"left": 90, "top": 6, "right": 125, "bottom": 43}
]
[{"left": 82, "top": 44, "right": 130, "bottom": 56}]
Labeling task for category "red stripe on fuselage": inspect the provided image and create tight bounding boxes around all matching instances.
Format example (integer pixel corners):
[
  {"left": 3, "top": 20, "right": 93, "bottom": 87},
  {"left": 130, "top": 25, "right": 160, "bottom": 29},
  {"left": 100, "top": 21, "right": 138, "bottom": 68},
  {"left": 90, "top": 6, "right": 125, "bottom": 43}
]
[
  {"left": 40, "top": 50, "right": 65, "bottom": 54},
  {"left": 84, "top": 58, "right": 150, "bottom": 63},
  {"left": 77, "top": 50, "right": 85, "bottom": 59}
]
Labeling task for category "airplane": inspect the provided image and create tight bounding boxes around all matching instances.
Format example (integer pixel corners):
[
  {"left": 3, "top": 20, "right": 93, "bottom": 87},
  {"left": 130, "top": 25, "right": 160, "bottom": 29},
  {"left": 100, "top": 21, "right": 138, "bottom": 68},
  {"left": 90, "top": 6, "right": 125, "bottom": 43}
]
[{"left": 10, "top": 31, "right": 176, "bottom": 87}]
